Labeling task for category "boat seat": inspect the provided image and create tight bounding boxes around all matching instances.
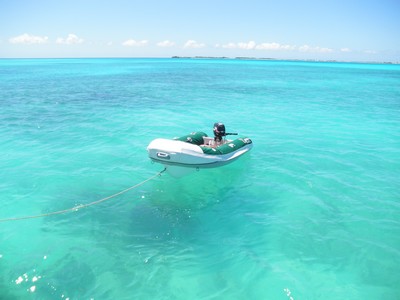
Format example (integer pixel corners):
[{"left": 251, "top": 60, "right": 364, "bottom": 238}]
[{"left": 202, "top": 136, "right": 214, "bottom": 146}]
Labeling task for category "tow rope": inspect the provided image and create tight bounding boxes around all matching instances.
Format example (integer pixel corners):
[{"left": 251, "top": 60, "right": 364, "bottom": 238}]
[{"left": 0, "top": 168, "right": 166, "bottom": 223}]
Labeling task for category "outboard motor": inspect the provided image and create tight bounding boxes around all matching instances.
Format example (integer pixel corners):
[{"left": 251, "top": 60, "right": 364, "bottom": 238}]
[{"left": 213, "top": 122, "right": 226, "bottom": 142}]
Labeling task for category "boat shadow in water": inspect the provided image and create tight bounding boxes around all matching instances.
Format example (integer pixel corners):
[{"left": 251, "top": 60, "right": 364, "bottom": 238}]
[{"left": 125, "top": 157, "right": 254, "bottom": 239}]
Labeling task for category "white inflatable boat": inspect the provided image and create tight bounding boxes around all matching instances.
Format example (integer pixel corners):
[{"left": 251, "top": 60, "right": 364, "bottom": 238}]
[{"left": 147, "top": 124, "right": 253, "bottom": 176}]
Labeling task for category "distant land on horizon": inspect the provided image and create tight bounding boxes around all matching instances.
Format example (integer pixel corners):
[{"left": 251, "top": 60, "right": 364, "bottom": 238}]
[
  {"left": 0, "top": 56, "right": 398, "bottom": 65},
  {"left": 171, "top": 56, "right": 399, "bottom": 65}
]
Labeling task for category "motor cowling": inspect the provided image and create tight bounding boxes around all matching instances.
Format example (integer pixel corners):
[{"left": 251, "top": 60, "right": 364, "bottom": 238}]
[{"left": 213, "top": 122, "right": 226, "bottom": 141}]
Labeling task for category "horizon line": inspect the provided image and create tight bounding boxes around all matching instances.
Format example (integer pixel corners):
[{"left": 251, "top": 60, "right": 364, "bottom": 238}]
[{"left": 0, "top": 56, "right": 398, "bottom": 65}]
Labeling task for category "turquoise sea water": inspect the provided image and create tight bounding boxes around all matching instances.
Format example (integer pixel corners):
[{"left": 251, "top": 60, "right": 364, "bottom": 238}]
[{"left": 0, "top": 58, "right": 399, "bottom": 299}]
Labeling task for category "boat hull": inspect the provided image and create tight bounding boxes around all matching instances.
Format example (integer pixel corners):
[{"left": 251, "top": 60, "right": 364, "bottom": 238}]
[{"left": 147, "top": 138, "right": 253, "bottom": 169}]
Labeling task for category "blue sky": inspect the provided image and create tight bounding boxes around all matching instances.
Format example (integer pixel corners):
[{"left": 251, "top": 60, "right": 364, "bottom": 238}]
[{"left": 1, "top": 0, "right": 399, "bottom": 61}]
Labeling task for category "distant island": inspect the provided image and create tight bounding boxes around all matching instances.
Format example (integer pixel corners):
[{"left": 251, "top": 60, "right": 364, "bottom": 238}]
[
  {"left": 171, "top": 56, "right": 397, "bottom": 65},
  {"left": 171, "top": 56, "right": 274, "bottom": 60}
]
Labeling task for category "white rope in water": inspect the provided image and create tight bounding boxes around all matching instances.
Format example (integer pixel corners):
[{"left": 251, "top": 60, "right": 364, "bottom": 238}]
[{"left": 0, "top": 168, "right": 166, "bottom": 223}]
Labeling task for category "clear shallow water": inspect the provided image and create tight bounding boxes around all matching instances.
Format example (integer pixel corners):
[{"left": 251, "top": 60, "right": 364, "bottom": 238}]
[{"left": 0, "top": 58, "right": 399, "bottom": 299}]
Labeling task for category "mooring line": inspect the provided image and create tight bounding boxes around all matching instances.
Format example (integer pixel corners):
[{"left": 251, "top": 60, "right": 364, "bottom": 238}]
[{"left": 0, "top": 168, "right": 166, "bottom": 223}]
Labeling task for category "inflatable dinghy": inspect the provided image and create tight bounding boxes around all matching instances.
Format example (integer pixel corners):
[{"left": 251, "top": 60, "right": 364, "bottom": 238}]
[{"left": 147, "top": 123, "right": 252, "bottom": 176}]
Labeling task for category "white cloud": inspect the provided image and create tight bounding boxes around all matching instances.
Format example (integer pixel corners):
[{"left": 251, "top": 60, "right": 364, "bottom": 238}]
[
  {"left": 218, "top": 41, "right": 256, "bottom": 50},
  {"left": 319, "top": 47, "right": 334, "bottom": 53},
  {"left": 9, "top": 33, "right": 48, "bottom": 44},
  {"left": 122, "top": 39, "right": 148, "bottom": 47},
  {"left": 299, "top": 45, "right": 333, "bottom": 53},
  {"left": 298, "top": 45, "right": 310, "bottom": 52},
  {"left": 255, "top": 42, "right": 295, "bottom": 51},
  {"left": 340, "top": 48, "right": 351, "bottom": 52},
  {"left": 217, "top": 41, "right": 336, "bottom": 54},
  {"left": 56, "top": 34, "right": 84, "bottom": 45},
  {"left": 217, "top": 42, "right": 236, "bottom": 49},
  {"left": 157, "top": 40, "right": 175, "bottom": 47},
  {"left": 238, "top": 41, "right": 256, "bottom": 50},
  {"left": 364, "top": 50, "right": 377, "bottom": 54},
  {"left": 183, "top": 40, "right": 206, "bottom": 49}
]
